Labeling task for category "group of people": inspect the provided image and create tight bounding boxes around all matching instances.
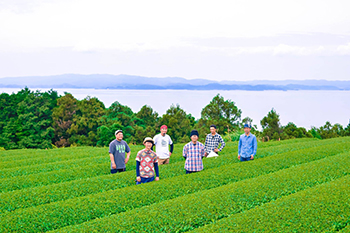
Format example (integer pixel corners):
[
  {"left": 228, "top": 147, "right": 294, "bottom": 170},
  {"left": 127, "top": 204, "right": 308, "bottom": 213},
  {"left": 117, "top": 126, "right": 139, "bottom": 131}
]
[{"left": 109, "top": 124, "right": 257, "bottom": 184}]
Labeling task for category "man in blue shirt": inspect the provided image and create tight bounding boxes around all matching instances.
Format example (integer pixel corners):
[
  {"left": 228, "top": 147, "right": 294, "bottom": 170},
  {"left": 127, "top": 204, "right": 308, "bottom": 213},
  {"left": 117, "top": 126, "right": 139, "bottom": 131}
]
[{"left": 238, "top": 124, "right": 257, "bottom": 162}]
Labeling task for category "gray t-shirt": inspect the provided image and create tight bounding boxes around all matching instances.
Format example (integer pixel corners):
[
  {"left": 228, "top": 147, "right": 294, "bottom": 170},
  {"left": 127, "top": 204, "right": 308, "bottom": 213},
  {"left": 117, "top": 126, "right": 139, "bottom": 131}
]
[{"left": 109, "top": 139, "right": 131, "bottom": 169}]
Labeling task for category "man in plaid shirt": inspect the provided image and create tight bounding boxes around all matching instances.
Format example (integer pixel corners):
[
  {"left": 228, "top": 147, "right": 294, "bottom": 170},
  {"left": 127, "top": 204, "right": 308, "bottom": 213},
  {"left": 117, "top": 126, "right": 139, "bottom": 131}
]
[
  {"left": 183, "top": 130, "right": 206, "bottom": 174},
  {"left": 204, "top": 124, "right": 226, "bottom": 156}
]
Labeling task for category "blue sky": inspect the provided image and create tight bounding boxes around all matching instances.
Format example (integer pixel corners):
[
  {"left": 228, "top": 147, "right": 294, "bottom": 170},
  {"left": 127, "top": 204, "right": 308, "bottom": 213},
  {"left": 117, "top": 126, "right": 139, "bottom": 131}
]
[{"left": 0, "top": 0, "right": 349, "bottom": 81}]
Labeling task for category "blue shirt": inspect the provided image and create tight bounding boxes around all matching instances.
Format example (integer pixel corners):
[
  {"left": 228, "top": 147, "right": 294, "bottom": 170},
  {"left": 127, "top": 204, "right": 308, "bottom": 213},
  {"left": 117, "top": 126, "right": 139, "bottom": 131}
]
[{"left": 238, "top": 133, "right": 257, "bottom": 158}]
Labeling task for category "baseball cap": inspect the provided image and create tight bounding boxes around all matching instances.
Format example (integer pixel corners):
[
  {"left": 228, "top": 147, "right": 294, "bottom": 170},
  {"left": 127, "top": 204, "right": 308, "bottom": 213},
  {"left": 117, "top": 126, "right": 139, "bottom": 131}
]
[{"left": 115, "top": 130, "right": 123, "bottom": 135}]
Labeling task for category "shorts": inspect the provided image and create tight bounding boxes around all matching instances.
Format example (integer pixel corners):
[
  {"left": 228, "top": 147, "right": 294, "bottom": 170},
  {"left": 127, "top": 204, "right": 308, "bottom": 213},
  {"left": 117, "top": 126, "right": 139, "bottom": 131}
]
[{"left": 158, "top": 158, "right": 169, "bottom": 165}]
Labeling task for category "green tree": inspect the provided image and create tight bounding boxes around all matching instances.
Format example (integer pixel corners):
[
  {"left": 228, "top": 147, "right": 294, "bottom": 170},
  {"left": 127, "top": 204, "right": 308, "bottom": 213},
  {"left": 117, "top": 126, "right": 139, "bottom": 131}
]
[
  {"left": 316, "top": 121, "right": 343, "bottom": 139},
  {"left": 159, "top": 104, "right": 195, "bottom": 143},
  {"left": 343, "top": 120, "right": 350, "bottom": 136},
  {"left": 196, "top": 94, "right": 242, "bottom": 139},
  {"left": 136, "top": 105, "right": 159, "bottom": 128},
  {"left": 52, "top": 93, "right": 79, "bottom": 147},
  {"left": 260, "top": 108, "right": 283, "bottom": 141},
  {"left": 0, "top": 89, "right": 59, "bottom": 149},
  {"left": 68, "top": 96, "right": 106, "bottom": 146},
  {"left": 97, "top": 101, "right": 144, "bottom": 145},
  {"left": 283, "top": 122, "right": 312, "bottom": 139}
]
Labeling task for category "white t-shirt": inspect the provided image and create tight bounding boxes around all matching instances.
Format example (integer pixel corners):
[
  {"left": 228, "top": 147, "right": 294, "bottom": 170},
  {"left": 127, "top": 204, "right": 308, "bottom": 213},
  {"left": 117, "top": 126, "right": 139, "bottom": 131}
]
[{"left": 153, "top": 134, "right": 173, "bottom": 159}]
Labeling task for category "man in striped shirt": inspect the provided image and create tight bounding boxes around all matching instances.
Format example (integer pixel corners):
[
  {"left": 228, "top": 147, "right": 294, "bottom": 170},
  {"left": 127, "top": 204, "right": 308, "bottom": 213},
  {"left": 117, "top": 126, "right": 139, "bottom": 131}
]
[
  {"left": 204, "top": 124, "right": 226, "bottom": 156},
  {"left": 183, "top": 130, "right": 206, "bottom": 174}
]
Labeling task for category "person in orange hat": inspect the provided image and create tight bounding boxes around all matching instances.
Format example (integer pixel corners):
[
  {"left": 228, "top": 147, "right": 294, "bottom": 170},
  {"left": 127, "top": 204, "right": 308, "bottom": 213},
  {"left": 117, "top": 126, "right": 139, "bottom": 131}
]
[{"left": 153, "top": 125, "right": 174, "bottom": 165}]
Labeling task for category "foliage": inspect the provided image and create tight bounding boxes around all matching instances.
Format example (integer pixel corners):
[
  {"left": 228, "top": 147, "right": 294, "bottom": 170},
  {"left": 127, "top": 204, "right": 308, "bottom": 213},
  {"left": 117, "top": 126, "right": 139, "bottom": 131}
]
[
  {"left": 283, "top": 122, "right": 313, "bottom": 139},
  {"left": 158, "top": 104, "right": 195, "bottom": 143},
  {"left": 314, "top": 121, "right": 344, "bottom": 139},
  {"left": 197, "top": 94, "right": 242, "bottom": 137},
  {"left": 0, "top": 88, "right": 58, "bottom": 149},
  {"left": 1, "top": 88, "right": 349, "bottom": 148},
  {"left": 261, "top": 108, "right": 284, "bottom": 141}
]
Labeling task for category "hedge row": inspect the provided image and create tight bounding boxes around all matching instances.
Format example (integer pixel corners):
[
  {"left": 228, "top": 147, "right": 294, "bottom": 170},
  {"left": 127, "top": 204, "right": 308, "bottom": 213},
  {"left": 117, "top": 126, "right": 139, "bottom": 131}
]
[
  {"left": 0, "top": 142, "right": 197, "bottom": 192},
  {"left": 0, "top": 155, "right": 108, "bottom": 179},
  {"left": 0, "top": 143, "right": 190, "bottom": 179},
  {"left": 191, "top": 175, "right": 350, "bottom": 232},
  {"left": 2, "top": 143, "right": 350, "bottom": 232},
  {"left": 0, "top": 138, "right": 335, "bottom": 209},
  {"left": 0, "top": 139, "right": 279, "bottom": 212},
  {"left": 51, "top": 152, "right": 350, "bottom": 233},
  {"left": 0, "top": 147, "right": 107, "bottom": 169},
  {"left": 0, "top": 137, "right": 323, "bottom": 169}
]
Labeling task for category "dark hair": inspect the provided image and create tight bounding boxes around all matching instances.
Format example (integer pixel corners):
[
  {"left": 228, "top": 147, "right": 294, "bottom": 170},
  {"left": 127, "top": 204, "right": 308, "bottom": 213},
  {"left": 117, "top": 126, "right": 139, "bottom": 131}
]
[{"left": 210, "top": 124, "right": 217, "bottom": 129}]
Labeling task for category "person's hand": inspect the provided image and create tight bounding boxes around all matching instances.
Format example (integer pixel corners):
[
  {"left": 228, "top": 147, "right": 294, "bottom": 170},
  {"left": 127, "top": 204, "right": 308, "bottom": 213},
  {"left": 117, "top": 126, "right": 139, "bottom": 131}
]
[
  {"left": 251, "top": 155, "right": 254, "bottom": 160},
  {"left": 169, "top": 152, "right": 172, "bottom": 157},
  {"left": 112, "top": 163, "right": 117, "bottom": 169},
  {"left": 125, "top": 157, "right": 129, "bottom": 164},
  {"left": 136, "top": 176, "right": 141, "bottom": 182},
  {"left": 205, "top": 152, "right": 208, "bottom": 157},
  {"left": 214, "top": 148, "right": 219, "bottom": 152},
  {"left": 155, "top": 177, "right": 159, "bottom": 181},
  {"left": 238, "top": 155, "right": 241, "bottom": 160}
]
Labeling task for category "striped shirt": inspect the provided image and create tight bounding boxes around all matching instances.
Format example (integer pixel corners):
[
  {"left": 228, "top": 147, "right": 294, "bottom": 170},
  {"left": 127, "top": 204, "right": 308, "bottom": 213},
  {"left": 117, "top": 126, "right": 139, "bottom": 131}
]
[
  {"left": 183, "top": 141, "right": 205, "bottom": 172},
  {"left": 204, "top": 133, "right": 225, "bottom": 154}
]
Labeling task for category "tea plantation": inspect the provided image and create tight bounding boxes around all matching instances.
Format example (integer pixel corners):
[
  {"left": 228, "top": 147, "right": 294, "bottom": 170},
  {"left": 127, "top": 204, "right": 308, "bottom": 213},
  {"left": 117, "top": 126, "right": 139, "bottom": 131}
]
[{"left": 0, "top": 137, "right": 349, "bottom": 232}]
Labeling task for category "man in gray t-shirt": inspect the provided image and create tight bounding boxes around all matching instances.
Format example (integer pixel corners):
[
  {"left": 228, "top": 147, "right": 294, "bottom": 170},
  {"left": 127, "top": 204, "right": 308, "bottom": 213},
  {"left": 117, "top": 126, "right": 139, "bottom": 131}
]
[{"left": 109, "top": 130, "right": 131, "bottom": 174}]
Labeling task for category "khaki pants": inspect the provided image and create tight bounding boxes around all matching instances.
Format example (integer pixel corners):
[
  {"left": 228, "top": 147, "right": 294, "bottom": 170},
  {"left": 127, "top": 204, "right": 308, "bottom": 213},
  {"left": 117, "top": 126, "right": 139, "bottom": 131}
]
[{"left": 158, "top": 158, "right": 169, "bottom": 165}]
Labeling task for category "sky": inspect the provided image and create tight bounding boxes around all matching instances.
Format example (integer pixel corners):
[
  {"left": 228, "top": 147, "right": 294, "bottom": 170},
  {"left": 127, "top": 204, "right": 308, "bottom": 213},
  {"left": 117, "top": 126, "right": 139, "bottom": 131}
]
[{"left": 0, "top": 0, "right": 350, "bottom": 81}]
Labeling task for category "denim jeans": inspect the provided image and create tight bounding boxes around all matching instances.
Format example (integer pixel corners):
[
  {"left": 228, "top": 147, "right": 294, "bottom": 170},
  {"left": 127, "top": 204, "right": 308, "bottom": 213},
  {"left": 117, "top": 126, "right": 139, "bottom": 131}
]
[
  {"left": 240, "top": 156, "right": 251, "bottom": 162},
  {"left": 136, "top": 176, "right": 155, "bottom": 185}
]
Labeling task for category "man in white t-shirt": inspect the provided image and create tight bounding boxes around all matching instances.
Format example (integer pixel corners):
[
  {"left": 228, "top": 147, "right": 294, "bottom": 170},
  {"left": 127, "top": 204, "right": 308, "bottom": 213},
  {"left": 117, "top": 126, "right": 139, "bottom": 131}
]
[{"left": 153, "top": 125, "right": 174, "bottom": 165}]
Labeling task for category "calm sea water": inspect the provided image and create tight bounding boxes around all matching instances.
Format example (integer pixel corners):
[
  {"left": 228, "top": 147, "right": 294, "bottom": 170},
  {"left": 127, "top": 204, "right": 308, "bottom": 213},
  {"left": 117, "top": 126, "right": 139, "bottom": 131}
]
[{"left": 1, "top": 88, "right": 350, "bottom": 130}]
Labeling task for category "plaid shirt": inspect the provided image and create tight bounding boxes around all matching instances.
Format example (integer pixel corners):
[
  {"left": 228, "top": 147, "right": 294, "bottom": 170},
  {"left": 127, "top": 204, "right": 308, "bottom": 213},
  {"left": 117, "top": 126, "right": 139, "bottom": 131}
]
[
  {"left": 183, "top": 141, "right": 205, "bottom": 172},
  {"left": 204, "top": 133, "right": 225, "bottom": 154}
]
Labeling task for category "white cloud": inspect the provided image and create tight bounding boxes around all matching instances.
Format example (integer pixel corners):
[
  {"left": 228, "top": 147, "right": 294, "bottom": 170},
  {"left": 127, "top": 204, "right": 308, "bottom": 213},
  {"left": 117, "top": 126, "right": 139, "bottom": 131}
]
[
  {"left": 336, "top": 43, "right": 350, "bottom": 55},
  {"left": 1, "top": 0, "right": 350, "bottom": 52}
]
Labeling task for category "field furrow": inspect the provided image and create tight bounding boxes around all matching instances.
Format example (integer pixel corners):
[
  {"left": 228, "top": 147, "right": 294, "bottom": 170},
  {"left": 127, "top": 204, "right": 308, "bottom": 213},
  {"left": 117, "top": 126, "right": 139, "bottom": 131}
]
[{"left": 1, "top": 144, "right": 349, "bottom": 232}]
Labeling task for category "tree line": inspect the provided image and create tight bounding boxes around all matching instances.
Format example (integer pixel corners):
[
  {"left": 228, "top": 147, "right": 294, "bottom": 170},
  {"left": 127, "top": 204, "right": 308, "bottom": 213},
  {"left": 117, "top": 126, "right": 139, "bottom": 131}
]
[{"left": 0, "top": 88, "right": 349, "bottom": 150}]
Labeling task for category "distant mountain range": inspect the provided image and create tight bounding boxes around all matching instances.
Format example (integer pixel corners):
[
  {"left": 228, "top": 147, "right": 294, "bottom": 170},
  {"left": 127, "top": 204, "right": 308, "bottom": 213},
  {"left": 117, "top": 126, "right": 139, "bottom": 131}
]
[{"left": 1, "top": 74, "right": 350, "bottom": 90}]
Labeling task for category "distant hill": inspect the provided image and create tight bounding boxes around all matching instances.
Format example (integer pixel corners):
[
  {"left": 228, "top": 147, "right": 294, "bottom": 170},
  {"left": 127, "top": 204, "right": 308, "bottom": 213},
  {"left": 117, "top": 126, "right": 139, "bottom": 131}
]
[{"left": 0, "top": 74, "right": 349, "bottom": 90}]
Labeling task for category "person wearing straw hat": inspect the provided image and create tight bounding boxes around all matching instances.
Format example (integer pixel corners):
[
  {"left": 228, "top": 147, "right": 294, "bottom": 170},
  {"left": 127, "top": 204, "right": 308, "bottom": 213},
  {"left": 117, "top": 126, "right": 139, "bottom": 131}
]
[
  {"left": 136, "top": 137, "right": 159, "bottom": 184},
  {"left": 108, "top": 130, "right": 131, "bottom": 174},
  {"left": 238, "top": 124, "right": 258, "bottom": 162}
]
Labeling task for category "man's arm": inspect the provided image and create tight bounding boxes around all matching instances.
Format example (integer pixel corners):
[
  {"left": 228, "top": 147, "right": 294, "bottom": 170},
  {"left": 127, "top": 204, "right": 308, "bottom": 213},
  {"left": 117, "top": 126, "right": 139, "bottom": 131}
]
[
  {"left": 125, "top": 151, "right": 131, "bottom": 164},
  {"left": 154, "top": 162, "right": 159, "bottom": 181},
  {"left": 125, "top": 143, "right": 131, "bottom": 164},
  {"left": 136, "top": 161, "right": 141, "bottom": 182},
  {"left": 202, "top": 144, "right": 206, "bottom": 157},
  {"left": 252, "top": 136, "right": 258, "bottom": 159},
  {"left": 109, "top": 153, "right": 116, "bottom": 169},
  {"left": 204, "top": 135, "right": 209, "bottom": 154},
  {"left": 238, "top": 137, "right": 242, "bottom": 159},
  {"left": 183, "top": 145, "right": 187, "bottom": 159},
  {"left": 169, "top": 143, "right": 174, "bottom": 156},
  {"left": 218, "top": 135, "right": 226, "bottom": 151}
]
